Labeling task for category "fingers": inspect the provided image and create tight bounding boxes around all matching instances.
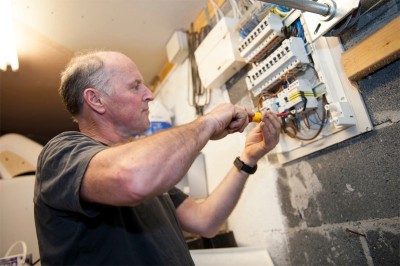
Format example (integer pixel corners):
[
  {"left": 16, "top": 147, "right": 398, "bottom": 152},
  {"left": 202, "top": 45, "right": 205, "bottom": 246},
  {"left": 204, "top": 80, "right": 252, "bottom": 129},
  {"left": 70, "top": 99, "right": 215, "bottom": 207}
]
[
  {"left": 263, "top": 111, "right": 281, "bottom": 126},
  {"left": 227, "top": 106, "right": 251, "bottom": 133},
  {"left": 260, "top": 111, "right": 281, "bottom": 149},
  {"left": 207, "top": 104, "right": 250, "bottom": 139},
  {"left": 262, "top": 111, "right": 281, "bottom": 134}
]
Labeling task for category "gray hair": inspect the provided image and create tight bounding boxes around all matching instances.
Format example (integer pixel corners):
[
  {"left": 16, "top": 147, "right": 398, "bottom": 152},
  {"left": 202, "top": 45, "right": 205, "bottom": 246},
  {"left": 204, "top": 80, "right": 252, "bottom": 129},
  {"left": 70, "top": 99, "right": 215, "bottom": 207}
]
[{"left": 59, "top": 50, "right": 112, "bottom": 119}]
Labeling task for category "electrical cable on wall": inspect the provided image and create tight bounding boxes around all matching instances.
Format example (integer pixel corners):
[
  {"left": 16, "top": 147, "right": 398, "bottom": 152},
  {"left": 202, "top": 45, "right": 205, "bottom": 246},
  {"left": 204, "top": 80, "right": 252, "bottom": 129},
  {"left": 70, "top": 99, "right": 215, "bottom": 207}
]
[
  {"left": 209, "top": 0, "right": 225, "bottom": 22},
  {"left": 228, "top": 0, "right": 243, "bottom": 19},
  {"left": 187, "top": 23, "right": 211, "bottom": 116},
  {"left": 186, "top": 0, "right": 243, "bottom": 115}
]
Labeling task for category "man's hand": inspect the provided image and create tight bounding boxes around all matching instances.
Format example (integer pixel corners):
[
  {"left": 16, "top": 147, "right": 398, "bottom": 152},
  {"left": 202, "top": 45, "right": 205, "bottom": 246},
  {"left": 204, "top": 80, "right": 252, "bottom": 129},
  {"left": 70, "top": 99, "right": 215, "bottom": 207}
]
[
  {"left": 204, "top": 103, "right": 253, "bottom": 140},
  {"left": 241, "top": 111, "right": 281, "bottom": 165}
]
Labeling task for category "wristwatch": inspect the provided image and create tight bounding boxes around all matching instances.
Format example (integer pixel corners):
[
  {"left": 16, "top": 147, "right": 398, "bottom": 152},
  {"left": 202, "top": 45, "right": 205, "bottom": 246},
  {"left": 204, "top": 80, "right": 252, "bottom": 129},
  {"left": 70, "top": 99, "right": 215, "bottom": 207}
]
[{"left": 233, "top": 156, "right": 257, "bottom": 174}]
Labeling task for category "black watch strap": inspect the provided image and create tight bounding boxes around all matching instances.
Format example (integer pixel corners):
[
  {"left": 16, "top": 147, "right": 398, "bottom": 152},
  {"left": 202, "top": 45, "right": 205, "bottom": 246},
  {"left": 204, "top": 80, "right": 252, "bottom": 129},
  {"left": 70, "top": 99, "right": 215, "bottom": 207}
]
[{"left": 233, "top": 156, "right": 257, "bottom": 174}]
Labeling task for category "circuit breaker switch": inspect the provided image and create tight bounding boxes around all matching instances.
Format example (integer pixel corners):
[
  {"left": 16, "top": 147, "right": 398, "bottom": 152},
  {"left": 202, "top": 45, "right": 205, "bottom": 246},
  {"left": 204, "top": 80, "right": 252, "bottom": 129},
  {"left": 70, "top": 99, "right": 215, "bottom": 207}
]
[{"left": 327, "top": 102, "right": 356, "bottom": 127}]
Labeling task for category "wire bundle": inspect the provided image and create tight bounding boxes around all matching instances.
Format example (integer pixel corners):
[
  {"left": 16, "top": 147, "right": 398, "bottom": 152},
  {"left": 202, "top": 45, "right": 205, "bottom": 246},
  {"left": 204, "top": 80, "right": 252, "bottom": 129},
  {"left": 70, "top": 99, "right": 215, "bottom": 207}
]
[{"left": 187, "top": 24, "right": 211, "bottom": 116}]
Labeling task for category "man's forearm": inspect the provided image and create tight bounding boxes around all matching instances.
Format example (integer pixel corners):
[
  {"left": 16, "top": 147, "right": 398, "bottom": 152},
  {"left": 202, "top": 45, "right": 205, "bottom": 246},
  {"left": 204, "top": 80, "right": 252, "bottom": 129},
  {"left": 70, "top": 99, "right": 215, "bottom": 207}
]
[{"left": 82, "top": 117, "right": 215, "bottom": 206}]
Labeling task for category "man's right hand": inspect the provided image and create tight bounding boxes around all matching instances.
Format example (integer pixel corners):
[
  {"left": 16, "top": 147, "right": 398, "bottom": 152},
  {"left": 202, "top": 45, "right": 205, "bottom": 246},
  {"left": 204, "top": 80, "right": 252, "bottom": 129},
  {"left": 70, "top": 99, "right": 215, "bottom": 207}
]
[{"left": 202, "top": 103, "right": 253, "bottom": 140}]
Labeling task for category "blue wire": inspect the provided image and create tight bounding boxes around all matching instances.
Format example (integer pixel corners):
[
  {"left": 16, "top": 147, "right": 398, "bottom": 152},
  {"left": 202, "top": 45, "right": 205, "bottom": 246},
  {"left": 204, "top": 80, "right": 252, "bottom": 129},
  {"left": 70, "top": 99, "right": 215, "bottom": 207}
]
[
  {"left": 277, "top": 5, "right": 291, "bottom": 12},
  {"left": 297, "top": 113, "right": 301, "bottom": 127},
  {"left": 307, "top": 112, "right": 328, "bottom": 126},
  {"left": 294, "top": 19, "right": 305, "bottom": 41}
]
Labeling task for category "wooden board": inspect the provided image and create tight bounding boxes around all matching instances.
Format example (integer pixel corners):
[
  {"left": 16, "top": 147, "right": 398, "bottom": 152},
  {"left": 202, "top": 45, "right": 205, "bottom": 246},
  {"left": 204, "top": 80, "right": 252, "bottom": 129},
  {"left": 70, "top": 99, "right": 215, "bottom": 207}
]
[
  {"left": 0, "top": 151, "right": 36, "bottom": 177},
  {"left": 342, "top": 16, "right": 400, "bottom": 81}
]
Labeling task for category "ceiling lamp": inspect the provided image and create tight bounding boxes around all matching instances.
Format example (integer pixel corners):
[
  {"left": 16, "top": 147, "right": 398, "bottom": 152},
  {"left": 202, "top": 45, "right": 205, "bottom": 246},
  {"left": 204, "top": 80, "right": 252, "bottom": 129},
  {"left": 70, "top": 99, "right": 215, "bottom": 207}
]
[{"left": 0, "top": 0, "right": 19, "bottom": 71}]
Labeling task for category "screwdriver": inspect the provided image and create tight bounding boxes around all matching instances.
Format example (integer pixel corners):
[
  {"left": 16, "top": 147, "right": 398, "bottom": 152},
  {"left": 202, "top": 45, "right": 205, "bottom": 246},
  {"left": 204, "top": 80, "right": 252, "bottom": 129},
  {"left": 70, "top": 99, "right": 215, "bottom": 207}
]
[{"left": 249, "top": 111, "right": 289, "bottom": 122}]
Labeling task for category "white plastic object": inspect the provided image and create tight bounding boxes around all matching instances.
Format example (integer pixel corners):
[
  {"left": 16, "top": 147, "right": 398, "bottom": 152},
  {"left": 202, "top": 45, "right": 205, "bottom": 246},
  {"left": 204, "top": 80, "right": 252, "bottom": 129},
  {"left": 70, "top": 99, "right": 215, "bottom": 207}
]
[
  {"left": 195, "top": 17, "right": 246, "bottom": 89},
  {"left": 327, "top": 101, "right": 356, "bottom": 127},
  {"left": 166, "top": 31, "right": 188, "bottom": 64},
  {"left": 1, "top": 241, "right": 27, "bottom": 266}
]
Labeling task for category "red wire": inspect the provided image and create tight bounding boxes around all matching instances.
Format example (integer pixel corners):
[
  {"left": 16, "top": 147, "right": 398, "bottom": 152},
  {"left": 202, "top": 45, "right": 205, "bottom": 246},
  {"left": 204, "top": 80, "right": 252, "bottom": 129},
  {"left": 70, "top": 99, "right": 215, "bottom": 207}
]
[{"left": 277, "top": 112, "right": 289, "bottom": 117}]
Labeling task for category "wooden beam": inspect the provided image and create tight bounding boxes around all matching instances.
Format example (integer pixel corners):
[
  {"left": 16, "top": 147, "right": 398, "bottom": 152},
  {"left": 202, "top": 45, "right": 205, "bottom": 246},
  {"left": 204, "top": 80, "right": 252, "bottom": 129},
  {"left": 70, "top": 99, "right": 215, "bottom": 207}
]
[
  {"left": 149, "top": 62, "right": 174, "bottom": 92},
  {"left": 342, "top": 16, "right": 400, "bottom": 81}
]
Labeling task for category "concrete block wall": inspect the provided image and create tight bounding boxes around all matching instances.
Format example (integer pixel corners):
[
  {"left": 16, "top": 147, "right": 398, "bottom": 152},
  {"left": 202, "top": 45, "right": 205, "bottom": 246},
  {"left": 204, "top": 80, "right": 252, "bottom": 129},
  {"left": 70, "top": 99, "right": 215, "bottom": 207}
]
[{"left": 275, "top": 1, "right": 400, "bottom": 264}]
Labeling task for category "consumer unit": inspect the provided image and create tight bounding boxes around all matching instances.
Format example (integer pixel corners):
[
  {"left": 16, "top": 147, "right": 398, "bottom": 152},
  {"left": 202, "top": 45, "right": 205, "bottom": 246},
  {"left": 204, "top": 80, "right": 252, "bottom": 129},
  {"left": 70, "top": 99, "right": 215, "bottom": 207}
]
[
  {"left": 235, "top": 3, "right": 371, "bottom": 163},
  {"left": 195, "top": 17, "right": 246, "bottom": 89}
]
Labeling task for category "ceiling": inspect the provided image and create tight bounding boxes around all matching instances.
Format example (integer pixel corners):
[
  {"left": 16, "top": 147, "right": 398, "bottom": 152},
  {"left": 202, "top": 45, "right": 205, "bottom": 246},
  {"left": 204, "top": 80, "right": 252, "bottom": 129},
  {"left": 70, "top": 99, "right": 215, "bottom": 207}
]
[{"left": 0, "top": 0, "right": 207, "bottom": 144}]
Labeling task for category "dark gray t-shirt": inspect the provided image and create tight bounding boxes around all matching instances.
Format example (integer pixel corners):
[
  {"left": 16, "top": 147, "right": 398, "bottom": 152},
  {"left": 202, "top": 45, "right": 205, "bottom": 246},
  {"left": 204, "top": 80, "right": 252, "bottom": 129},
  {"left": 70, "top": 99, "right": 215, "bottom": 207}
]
[{"left": 34, "top": 131, "right": 194, "bottom": 265}]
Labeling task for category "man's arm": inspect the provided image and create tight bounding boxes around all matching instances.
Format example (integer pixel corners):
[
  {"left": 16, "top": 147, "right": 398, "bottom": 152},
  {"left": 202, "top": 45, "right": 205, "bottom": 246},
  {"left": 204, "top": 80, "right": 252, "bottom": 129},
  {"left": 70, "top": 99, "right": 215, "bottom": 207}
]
[
  {"left": 175, "top": 111, "right": 281, "bottom": 238},
  {"left": 80, "top": 103, "right": 251, "bottom": 207}
]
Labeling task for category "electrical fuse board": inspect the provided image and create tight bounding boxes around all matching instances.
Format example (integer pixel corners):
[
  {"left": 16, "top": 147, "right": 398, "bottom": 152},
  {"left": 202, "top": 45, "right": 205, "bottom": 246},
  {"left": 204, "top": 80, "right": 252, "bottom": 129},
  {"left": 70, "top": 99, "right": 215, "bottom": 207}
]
[{"left": 237, "top": 4, "right": 372, "bottom": 164}]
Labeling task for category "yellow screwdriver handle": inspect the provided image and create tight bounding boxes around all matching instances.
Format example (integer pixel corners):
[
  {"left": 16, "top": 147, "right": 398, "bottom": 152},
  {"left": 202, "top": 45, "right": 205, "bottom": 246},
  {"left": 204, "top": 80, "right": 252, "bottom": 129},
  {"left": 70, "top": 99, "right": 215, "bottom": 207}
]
[{"left": 251, "top": 112, "right": 262, "bottom": 123}]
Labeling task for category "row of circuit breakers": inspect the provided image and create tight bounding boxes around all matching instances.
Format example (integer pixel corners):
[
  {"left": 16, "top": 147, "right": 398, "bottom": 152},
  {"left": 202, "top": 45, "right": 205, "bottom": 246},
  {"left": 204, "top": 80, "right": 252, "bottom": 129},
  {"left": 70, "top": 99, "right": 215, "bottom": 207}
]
[{"left": 239, "top": 12, "right": 320, "bottom": 119}]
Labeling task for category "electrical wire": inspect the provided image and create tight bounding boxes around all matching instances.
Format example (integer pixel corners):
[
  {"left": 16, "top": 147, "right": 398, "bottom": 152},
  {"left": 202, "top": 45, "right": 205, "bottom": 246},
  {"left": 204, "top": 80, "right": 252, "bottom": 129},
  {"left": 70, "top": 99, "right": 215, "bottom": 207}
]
[
  {"left": 271, "top": 5, "right": 291, "bottom": 17},
  {"left": 288, "top": 18, "right": 305, "bottom": 41},
  {"left": 186, "top": 24, "right": 211, "bottom": 116},
  {"left": 282, "top": 95, "right": 327, "bottom": 141},
  {"left": 209, "top": 0, "right": 224, "bottom": 22},
  {"left": 228, "top": 0, "right": 243, "bottom": 19}
]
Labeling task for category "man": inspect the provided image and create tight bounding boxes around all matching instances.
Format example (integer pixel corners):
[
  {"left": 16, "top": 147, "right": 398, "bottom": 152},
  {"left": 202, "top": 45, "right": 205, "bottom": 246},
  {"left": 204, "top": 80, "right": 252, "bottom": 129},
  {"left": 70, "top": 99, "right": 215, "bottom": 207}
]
[{"left": 34, "top": 51, "right": 281, "bottom": 265}]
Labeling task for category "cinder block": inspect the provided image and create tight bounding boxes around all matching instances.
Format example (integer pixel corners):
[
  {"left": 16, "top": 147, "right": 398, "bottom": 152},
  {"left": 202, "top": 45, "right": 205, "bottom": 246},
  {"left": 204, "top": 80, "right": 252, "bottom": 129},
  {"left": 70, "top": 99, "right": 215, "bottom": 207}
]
[
  {"left": 366, "top": 229, "right": 400, "bottom": 265},
  {"left": 287, "top": 228, "right": 368, "bottom": 265},
  {"left": 358, "top": 60, "right": 400, "bottom": 126}
]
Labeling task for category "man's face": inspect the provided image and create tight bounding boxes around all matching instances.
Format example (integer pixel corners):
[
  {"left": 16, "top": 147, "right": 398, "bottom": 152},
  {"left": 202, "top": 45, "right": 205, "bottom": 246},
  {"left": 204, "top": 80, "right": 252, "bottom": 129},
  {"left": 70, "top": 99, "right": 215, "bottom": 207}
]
[{"left": 101, "top": 53, "right": 154, "bottom": 137}]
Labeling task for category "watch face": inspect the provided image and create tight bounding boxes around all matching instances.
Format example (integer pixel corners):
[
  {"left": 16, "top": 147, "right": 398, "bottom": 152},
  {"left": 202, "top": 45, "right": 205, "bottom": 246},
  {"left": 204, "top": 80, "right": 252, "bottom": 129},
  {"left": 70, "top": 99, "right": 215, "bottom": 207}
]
[{"left": 234, "top": 157, "right": 244, "bottom": 169}]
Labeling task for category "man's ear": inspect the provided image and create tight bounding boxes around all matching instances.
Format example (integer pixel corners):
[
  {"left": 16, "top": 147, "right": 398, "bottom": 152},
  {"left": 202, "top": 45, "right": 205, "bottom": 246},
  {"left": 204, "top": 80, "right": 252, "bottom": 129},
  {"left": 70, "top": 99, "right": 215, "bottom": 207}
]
[{"left": 83, "top": 88, "right": 106, "bottom": 114}]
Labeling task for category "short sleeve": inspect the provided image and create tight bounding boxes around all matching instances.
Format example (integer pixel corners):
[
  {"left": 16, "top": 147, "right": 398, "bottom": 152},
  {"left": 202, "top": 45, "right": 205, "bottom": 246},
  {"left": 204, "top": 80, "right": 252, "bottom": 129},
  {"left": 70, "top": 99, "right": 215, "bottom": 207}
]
[
  {"left": 168, "top": 187, "right": 189, "bottom": 208},
  {"left": 34, "top": 132, "right": 107, "bottom": 216}
]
